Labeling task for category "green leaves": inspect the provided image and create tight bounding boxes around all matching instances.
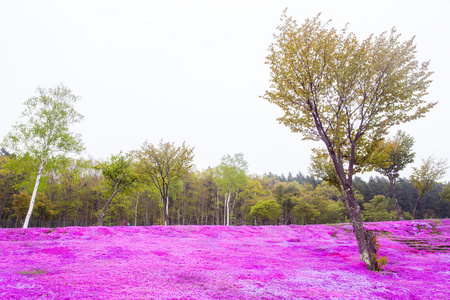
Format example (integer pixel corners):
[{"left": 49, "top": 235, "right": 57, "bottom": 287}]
[
  {"left": 263, "top": 12, "right": 435, "bottom": 270},
  {"left": 249, "top": 199, "right": 281, "bottom": 225},
  {"left": 2, "top": 84, "right": 85, "bottom": 170},
  {"left": 410, "top": 155, "right": 448, "bottom": 219},
  {"left": 94, "top": 152, "right": 139, "bottom": 226},
  {"left": 363, "top": 195, "right": 397, "bottom": 222},
  {"left": 95, "top": 152, "right": 138, "bottom": 195},
  {"left": 375, "top": 130, "right": 415, "bottom": 179},
  {"left": 133, "top": 140, "right": 194, "bottom": 225},
  {"left": 263, "top": 13, "right": 435, "bottom": 161},
  {"left": 215, "top": 153, "right": 248, "bottom": 194},
  {"left": 134, "top": 140, "right": 194, "bottom": 194},
  {"left": 411, "top": 156, "right": 448, "bottom": 196},
  {"left": 1, "top": 84, "right": 84, "bottom": 228}
]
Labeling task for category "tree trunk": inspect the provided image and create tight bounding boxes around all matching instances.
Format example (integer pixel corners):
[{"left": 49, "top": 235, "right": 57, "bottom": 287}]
[
  {"left": 412, "top": 194, "right": 423, "bottom": 219},
  {"left": 98, "top": 190, "right": 119, "bottom": 226},
  {"left": 227, "top": 192, "right": 230, "bottom": 226},
  {"left": 163, "top": 195, "right": 169, "bottom": 226},
  {"left": 145, "top": 197, "right": 148, "bottom": 226},
  {"left": 343, "top": 182, "right": 378, "bottom": 270},
  {"left": 182, "top": 190, "right": 187, "bottom": 225},
  {"left": 134, "top": 194, "right": 139, "bottom": 226},
  {"left": 75, "top": 198, "right": 80, "bottom": 226},
  {"left": 224, "top": 189, "right": 232, "bottom": 226},
  {"left": 98, "top": 178, "right": 136, "bottom": 226},
  {"left": 224, "top": 194, "right": 227, "bottom": 225},
  {"left": 389, "top": 176, "right": 403, "bottom": 220},
  {"left": 216, "top": 187, "right": 220, "bottom": 225},
  {"left": 201, "top": 199, "right": 204, "bottom": 225},
  {"left": 98, "top": 213, "right": 104, "bottom": 227},
  {"left": 23, "top": 162, "right": 45, "bottom": 228},
  {"left": 230, "top": 188, "right": 239, "bottom": 226},
  {"left": 326, "top": 145, "right": 379, "bottom": 271}
]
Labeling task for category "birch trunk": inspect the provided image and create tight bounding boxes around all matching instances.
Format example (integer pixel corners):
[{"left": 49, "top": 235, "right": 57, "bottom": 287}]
[
  {"left": 164, "top": 195, "right": 169, "bottom": 226},
  {"left": 230, "top": 188, "right": 239, "bottom": 225},
  {"left": 223, "top": 195, "right": 227, "bottom": 225},
  {"left": 216, "top": 187, "right": 220, "bottom": 225},
  {"left": 23, "top": 161, "right": 45, "bottom": 228},
  {"left": 226, "top": 192, "right": 231, "bottom": 226},
  {"left": 224, "top": 185, "right": 232, "bottom": 226}
]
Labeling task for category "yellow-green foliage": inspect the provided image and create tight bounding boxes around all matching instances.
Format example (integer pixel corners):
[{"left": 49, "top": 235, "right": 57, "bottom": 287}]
[
  {"left": 249, "top": 199, "right": 281, "bottom": 225},
  {"left": 364, "top": 195, "right": 397, "bottom": 222},
  {"left": 19, "top": 269, "right": 46, "bottom": 276},
  {"left": 372, "top": 236, "right": 388, "bottom": 272}
]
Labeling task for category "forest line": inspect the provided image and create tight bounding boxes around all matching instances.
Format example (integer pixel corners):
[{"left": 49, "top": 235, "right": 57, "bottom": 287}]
[{"left": 1, "top": 149, "right": 448, "bottom": 228}]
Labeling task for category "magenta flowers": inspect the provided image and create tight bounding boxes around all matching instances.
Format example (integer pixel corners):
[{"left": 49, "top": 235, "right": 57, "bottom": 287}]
[{"left": 1, "top": 220, "right": 449, "bottom": 299}]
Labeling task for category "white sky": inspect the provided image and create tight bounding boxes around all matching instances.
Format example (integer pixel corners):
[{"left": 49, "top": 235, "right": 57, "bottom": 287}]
[{"left": 1, "top": 0, "right": 449, "bottom": 181}]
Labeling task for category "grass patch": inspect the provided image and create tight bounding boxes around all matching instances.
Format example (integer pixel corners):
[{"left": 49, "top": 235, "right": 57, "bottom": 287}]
[{"left": 19, "top": 269, "right": 46, "bottom": 276}]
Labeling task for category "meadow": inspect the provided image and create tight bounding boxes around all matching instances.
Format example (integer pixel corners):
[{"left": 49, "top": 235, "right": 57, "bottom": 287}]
[{"left": 1, "top": 220, "right": 449, "bottom": 299}]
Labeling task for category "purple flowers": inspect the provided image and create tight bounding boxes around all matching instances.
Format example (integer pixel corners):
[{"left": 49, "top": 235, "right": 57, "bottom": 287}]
[{"left": 1, "top": 220, "right": 449, "bottom": 299}]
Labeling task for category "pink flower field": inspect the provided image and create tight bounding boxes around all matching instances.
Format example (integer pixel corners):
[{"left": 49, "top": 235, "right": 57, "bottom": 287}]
[{"left": 1, "top": 220, "right": 449, "bottom": 299}]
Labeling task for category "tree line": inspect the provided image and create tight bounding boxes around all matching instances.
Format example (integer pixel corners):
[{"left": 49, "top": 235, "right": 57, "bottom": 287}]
[{"left": 1, "top": 148, "right": 449, "bottom": 229}]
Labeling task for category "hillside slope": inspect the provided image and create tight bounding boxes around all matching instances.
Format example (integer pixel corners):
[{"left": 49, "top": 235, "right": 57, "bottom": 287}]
[{"left": 1, "top": 220, "right": 449, "bottom": 299}]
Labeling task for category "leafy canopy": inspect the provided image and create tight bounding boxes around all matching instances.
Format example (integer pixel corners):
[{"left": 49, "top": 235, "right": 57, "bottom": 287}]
[
  {"left": 363, "top": 195, "right": 396, "bottom": 222},
  {"left": 410, "top": 156, "right": 448, "bottom": 197},
  {"left": 216, "top": 153, "right": 248, "bottom": 193},
  {"left": 95, "top": 152, "right": 138, "bottom": 195},
  {"left": 2, "top": 84, "right": 84, "bottom": 171},
  {"left": 133, "top": 140, "right": 194, "bottom": 196},
  {"left": 375, "top": 130, "right": 415, "bottom": 180},
  {"left": 263, "top": 12, "right": 435, "bottom": 178},
  {"left": 249, "top": 199, "right": 281, "bottom": 225}
]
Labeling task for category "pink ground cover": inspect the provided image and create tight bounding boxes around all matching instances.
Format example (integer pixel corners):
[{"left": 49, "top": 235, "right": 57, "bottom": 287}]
[{"left": 1, "top": 220, "right": 449, "bottom": 299}]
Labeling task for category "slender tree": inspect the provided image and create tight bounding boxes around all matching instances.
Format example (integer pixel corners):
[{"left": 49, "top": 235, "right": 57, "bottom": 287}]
[
  {"left": 263, "top": 12, "right": 435, "bottom": 270},
  {"left": 375, "top": 131, "right": 415, "bottom": 220},
  {"left": 95, "top": 152, "right": 138, "bottom": 226},
  {"left": 134, "top": 140, "right": 194, "bottom": 226},
  {"left": 216, "top": 153, "right": 248, "bottom": 225},
  {"left": 2, "top": 84, "right": 84, "bottom": 228},
  {"left": 410, "top": 156, "right": 447, "bottom": 219}
]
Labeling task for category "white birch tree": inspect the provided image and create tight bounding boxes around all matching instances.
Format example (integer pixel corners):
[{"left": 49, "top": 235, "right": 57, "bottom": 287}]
[
  {"left": 216, "top": 153, "right": 248, "bottom": 225},
  {"left": 2, "top": 84, "right": 84, "bottom": 228}
]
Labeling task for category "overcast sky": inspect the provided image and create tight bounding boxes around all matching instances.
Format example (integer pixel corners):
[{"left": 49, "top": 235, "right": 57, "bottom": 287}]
[{"left": 1, "top": 0, "right": 449, "bottom": 181}]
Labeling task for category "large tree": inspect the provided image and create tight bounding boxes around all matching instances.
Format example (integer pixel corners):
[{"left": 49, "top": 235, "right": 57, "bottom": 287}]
[
  {"left": 95, "top": 152, "right": 138, "bottom": 226},
  {"left": 133, "top": 140, "right": 194, "bottom": 226},
  {"left": 410, "top": 156, "right": 447, "bottom": 219},
  {"left": 375, "top": 131, "right": 415, "bottom": 220},
  {"left": 2, "top": 84, "right": 84, "bottom": 228},
  {"left": 263, "top": 12, "right": 435, "bottom": 270}
]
